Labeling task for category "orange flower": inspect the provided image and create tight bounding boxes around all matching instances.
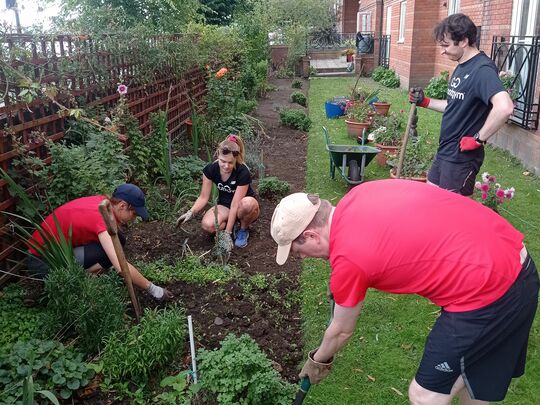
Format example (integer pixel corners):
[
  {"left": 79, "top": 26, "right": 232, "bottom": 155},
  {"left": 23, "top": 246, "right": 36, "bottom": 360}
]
[{"left": 215, "top": 68, "right": 228, "bottom": 78}]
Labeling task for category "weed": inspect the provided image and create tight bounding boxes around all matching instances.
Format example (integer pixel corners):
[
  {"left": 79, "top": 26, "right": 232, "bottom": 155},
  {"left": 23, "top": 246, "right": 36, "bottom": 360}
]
[
  {"left": 291, "top": 79, "right": 303, "bottom": 89},
  {"left": 258, "top": 176, "right": 290, "bottom": 199}
]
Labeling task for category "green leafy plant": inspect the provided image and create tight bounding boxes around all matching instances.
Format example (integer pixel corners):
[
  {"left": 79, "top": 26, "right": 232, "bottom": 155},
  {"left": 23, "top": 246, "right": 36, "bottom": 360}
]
[
  {"left": 371, "top": 66, "right": 388, "bottom": 82},
  {"left": 0, "top": 285, "right": 45, "bottom": 352},
  {"left": 155, "top": 371, "right": 201, "bottom": 405},
  {"left": 425, "top": 71, "right": 449, "bottom": 99},
  {"left": 138, "top": 256, "right": 240, "bottom": 285},
  {"left": 388, "top": 133, "right": 435, "bottom": 178},
  {"left": 380, "top": 69, "right": 400, "bottom": 88},
  {"left": 258, "top": 176, "right": 290, "bottom": 199},
  {"left": 279, "top": 108, "right": 312, "bottom": 131},
  {"left": 290, "top": 91, "right": 307, "bottom": 107},
  {"left": 499, "top": 70, "right": 519, "bottom": 100},
  {"left": 474, "top": 172, "right": 515, "bottom": 211},
  {"left": 22, "top": 375, "right": 60, "bottom": 405},
  {"left": 197, "top": 334, "right": 295, "bottom": 405},
  {"left": 43, "top": 265, "right": 126, "bottom": 354},
  {"left": 370, "top": 111, "right": 405, "bottom": 146},
  {"left": 276, "top": 67, "right": 294, "bottom": 79},
  {"left": 291, "top": 79, "right": 303, "bottom": 89},
  {"left": 150, "top": 111, "right": 172, "bottom": 191},
  {"left": 346, "top": 102, "right": 372, "bottom": 123},
  {"left": 0, "top": 339, "right": 94, "bottom": 404},
  {"left": 349, "top": 87, "right": 379, "bottom": 103},
  {"left": 102, "top": 307, "right": 186, "bottom": 384}
]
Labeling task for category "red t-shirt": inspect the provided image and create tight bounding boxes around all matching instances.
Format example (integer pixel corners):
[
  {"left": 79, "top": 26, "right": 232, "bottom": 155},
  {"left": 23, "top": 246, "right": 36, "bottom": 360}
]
[
  {"left": 29, "top": 196, "right": 108, "bottom": 255},
  {"left": 329, "top": 179, "right": 524, "bottom": 312}
]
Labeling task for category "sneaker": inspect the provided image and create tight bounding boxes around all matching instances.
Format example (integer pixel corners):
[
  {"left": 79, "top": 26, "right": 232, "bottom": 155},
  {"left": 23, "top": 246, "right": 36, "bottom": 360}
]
[{"left": 234, "top": 228, "right": 249, "bottom": 248}]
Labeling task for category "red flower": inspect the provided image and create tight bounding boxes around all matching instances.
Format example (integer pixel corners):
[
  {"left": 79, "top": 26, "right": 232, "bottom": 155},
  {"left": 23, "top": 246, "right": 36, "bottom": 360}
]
[{"left": 216, "top": 68, "right": 228, "bottom": 78}]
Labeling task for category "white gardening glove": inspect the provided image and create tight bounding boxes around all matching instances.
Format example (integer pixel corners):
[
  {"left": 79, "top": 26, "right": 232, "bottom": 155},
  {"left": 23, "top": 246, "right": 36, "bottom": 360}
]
[{"left": 176, "top": 210, "right": 193, "bottom": 227}]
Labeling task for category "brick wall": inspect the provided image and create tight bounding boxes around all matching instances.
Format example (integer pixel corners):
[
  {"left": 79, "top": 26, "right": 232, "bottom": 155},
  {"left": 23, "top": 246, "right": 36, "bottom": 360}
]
[{"left": 343, "top": 0, "right": 360, "bottom": 33}]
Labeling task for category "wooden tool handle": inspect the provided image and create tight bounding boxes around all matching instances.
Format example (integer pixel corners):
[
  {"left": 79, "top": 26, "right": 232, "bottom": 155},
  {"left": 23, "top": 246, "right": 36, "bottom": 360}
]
[
  {"left": 98, "top": 200, "right": 118, "bottom": 236},
  {"left": 396, "top": 103, "right": 416, "bottom": 179}
]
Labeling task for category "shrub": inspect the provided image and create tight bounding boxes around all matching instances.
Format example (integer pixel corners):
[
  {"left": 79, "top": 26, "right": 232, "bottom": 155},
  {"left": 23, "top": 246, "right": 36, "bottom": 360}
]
[
  {"left": 279, "top": 108, "right": 311, "bottom": 131},
  {"left": 425, "top": 71, "right": 449, "bottom": 99},
  {"left": 197, "top": 334, "right": 295, "bottom": 405},
  {"left": 171, "top": 156, "right": 206, "bottom": 183},
  {"left": 291, "top": 79, "right": 303, "bottom": 89},
  {"left": 0, "top": 339, "right": 94, "bottom": 404},
  {"left": 380, "top": 69, "right": 400, "bottom": 88},
  {"left": 43, "top": 265, "right": 126, "bottom": 354},
  {"left": 258, "top": 176, "right": 290, "bottom": 199},
  {"left": 102, "top": 307, "right": 186, "bottom": 384},
  {"left": 290, "top": 91, "right": 307, "bottom": 107},
  {"left": 371, "top": 66, "right": 387, "bottom": 82}
]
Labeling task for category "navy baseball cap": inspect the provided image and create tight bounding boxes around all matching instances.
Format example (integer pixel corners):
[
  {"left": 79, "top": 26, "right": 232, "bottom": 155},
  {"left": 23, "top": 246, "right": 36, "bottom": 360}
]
[{"left": 112, "top": 184, "right": 149, "bottom": 221}]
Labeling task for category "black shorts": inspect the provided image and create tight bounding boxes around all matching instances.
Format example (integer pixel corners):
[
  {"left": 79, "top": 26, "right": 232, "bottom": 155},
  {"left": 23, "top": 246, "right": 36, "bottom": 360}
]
[
  {"left": 415, "top": 255, "right": 539, "bottom": 402},
  {"left": 427, "top": 155, "right": 483, "bottom": 196}
]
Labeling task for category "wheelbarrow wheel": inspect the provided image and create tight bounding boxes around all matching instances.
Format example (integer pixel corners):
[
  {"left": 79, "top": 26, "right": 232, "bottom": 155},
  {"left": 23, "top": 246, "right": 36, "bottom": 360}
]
[{"left": 348, "top": 159, "right": 360, "bottom": 182}]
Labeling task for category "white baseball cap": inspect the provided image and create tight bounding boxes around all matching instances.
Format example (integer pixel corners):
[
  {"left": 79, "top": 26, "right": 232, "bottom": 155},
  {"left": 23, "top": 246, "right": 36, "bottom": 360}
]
[{"left": 271, "top": 193, "right": 321, "bottom": 265}]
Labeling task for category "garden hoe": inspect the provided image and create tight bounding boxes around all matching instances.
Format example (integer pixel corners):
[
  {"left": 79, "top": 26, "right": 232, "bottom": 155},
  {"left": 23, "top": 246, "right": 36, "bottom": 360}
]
[
  {"left": 292, "top": 290, "right": 335, "bottom": 405},
  {"left": 395, "top": 102, "right": 417, "bottom": 178},
  {"left": 98, "top": 199, "right": 141, "bottom": 322}
]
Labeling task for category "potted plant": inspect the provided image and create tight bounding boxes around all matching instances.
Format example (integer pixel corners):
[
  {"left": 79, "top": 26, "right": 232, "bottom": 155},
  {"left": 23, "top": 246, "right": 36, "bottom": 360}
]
[
  {"left": 372, "top": 99, "right": 392, "bottom": 116},
  {"left": 342, "top": 48, "right": 355, "bottom": 62},
  {"left": 345, "top": 102, "right": 372, "bottom": 142},
  {"left": 369, "top": 111, "right": 404, "bottom": 166},
  {"left": 388, "top": 133, "right": 434, "bottom": 181}
]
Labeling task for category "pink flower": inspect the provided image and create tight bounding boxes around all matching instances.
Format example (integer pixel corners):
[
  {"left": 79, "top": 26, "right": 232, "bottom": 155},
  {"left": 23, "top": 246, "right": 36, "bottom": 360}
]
[
  {"left": 488, "top": 175, "right": 496, "bottom": 183},
  {"left": 474, "top": 181, "right": 482, "bottom": 189},
  {"left": 117, "top": 84, "right": 128, "bottom": 95},
  {"left": 481, "top": 192, "right": 488, "bottom": 200},
  {"left": 495, "top": 188, "right": 505, "bottom": 198},
  {"left": 480, "top": 183, "right": 489, "bottom": 192}
]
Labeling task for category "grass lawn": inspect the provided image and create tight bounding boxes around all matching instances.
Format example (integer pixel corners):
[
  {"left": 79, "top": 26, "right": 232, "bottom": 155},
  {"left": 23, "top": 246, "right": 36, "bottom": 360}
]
[{"left": 301, "top": 77, "right": 540, "bottom": 404}]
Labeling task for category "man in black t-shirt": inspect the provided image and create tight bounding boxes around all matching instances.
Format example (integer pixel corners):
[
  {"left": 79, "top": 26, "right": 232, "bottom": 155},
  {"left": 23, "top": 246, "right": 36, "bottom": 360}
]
[{"left": 409, "top": 13, "right": 514, "bottom": 196}]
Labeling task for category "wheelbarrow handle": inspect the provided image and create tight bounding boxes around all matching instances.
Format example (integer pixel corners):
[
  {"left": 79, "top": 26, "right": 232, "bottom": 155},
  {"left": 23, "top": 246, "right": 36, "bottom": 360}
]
[{"left": 292, "top": 377, "right": 311, "bottom": 405}]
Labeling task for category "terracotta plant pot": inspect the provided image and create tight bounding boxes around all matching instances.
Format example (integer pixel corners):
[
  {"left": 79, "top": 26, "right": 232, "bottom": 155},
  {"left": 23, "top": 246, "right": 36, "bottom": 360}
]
[
  {"left": 375, "top": 143, "right": 399, "bottom": 167},
  {"left": 389, "top": 168, "right": 427, "bottom": 182},
  {"left": 373, "top": 102, "right": 391, "bottom": 116},
  {"left": 345, "top": 120, "right": 370, "bottom": 140}
]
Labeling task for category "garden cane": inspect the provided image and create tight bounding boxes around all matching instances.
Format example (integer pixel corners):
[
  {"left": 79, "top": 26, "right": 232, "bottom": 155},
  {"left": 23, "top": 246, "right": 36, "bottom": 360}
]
[
  {"left": 98, "top": 199, "right": 141, "bottom": 322},
  {"left": 292, "top": 292, "right": 335, "bottom": 405},
  {"left": 395, "top": 102, "right": 417, "bottom": 178}
]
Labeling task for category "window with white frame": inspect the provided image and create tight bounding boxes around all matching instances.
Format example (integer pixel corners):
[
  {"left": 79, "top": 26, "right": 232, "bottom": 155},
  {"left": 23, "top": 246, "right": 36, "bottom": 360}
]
[
  {"left": 448, "top": 0, "right": 460, "bottom": 15},
  {"left": 359, "top": 12, "right": 371, "bottom": 32},
  {"left": 399, "top": 1, "right": 406, "bottom": 42}
]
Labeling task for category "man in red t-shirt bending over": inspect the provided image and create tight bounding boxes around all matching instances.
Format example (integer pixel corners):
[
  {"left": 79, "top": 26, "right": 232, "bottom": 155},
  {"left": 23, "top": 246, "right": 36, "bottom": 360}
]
[{"left": 271, "top": 179, "right": 538, "bottom": 404}]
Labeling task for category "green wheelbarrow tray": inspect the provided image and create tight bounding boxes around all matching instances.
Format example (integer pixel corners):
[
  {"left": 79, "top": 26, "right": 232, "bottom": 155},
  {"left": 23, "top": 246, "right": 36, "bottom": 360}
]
[{"left": 326, "top": 143, "right": 380, "bottom": 185}]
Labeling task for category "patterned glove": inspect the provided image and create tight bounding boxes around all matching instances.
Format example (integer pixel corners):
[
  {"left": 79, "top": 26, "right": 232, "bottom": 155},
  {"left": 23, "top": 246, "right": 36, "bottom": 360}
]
[
  {"left": 409, "top": 87, "right": 430, "bottom": 108},
  {"left": 298, "top": 348, "right": 333, "bottom": 385},
  {"left": 176, "top": 210, "right": 193, "bottom": 227}
]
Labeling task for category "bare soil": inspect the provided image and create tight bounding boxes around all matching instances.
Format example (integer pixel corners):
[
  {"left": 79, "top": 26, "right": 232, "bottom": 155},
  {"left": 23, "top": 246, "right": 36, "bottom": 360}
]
[{"left": 82, "top": 78, "right": 310, "bottom": 403}]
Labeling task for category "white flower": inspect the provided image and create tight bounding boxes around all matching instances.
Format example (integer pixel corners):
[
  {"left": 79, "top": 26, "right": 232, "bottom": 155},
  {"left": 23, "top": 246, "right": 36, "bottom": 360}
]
[{"left": 481, "top": 172, "right": 489, "bottom": 183}]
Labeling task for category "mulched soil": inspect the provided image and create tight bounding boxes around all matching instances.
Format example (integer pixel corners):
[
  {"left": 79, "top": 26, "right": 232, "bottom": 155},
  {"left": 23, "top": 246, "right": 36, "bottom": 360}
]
[{"left": 81, "top": 78, "right": 310, "bottom": 403}]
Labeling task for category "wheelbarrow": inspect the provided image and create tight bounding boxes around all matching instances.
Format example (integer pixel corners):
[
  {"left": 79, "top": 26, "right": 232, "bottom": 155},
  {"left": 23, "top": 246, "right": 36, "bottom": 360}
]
[{"left": 323, "top": 126, "right": 380, "bottom": 186}]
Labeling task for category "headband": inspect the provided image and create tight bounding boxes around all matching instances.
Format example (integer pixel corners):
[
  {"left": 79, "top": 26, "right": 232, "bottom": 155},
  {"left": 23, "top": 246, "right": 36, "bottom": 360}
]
[{"left": 227, "top": 134, "right": 238, "bottom": 143}]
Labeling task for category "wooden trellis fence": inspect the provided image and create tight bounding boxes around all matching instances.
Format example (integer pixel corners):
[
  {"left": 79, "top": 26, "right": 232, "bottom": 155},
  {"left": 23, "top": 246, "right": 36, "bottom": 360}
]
[{"left": 0, "top": 33, "right": 207, "bottom": 280}]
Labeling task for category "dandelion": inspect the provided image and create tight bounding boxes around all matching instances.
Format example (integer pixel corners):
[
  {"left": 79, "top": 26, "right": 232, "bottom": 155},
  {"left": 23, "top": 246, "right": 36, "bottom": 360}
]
[
  {"left": 216, "top": 68, "right": 228, "bottom": 78},
  {"left": 117, "top": 84, "right": 128, "bottom": 95}
]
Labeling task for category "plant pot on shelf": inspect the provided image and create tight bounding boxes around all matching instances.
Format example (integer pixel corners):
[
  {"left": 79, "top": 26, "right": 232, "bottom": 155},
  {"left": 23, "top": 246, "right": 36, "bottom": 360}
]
[
  {"left": 389, "top": 168, "right": 427, "bottom": 182},
  {"left": 375, "top": 143, "right": 399, "bottom": 167},
  {"left": 373, "top": 102, "right": 391, "bottom": 116},
  {"left": 345, "top": 120, "right": 370, "bottom": 141}
]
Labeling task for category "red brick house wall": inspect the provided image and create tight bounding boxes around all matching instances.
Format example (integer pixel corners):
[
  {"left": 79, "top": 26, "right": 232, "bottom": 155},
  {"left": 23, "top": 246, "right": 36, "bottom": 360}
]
[{"left": 342, "top": 0, "right": 360, "bottom": 33}]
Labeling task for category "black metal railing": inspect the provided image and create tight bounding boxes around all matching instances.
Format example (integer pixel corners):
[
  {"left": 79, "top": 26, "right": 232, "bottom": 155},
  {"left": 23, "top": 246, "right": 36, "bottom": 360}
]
[
  {"left": 491, "top": 35, "right": 540, "bottom": 130},
  {"left": 308, "top": 31, "right": 375, "bottom": 54},
  {"left": 379, "top": 35, "right": 390, "bottom": 68}
]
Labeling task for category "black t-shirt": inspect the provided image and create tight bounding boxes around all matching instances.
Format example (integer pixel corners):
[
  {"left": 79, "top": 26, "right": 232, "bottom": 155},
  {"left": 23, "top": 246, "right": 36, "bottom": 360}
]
[
  {"left": 202, "top": 161, "right": 256, "bottom": 208},
  {"left": 438, "top": 52, "right": 505, "bottom": 163}
]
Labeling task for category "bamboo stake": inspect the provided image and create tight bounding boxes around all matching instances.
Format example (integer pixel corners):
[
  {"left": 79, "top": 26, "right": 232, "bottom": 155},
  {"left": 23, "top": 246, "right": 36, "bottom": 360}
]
[
  {"left": 98, "top": 200, "right": 141, "bottom": 322},
  {"left": 395, "top": 103, "right": 416, "bottom": 179}
]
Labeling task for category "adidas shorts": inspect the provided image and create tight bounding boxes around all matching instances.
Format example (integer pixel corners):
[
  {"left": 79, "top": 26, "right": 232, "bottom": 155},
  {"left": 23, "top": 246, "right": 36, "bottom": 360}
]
[{"left": 415, "top": 255, "right": 539, "bottom": 402}]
